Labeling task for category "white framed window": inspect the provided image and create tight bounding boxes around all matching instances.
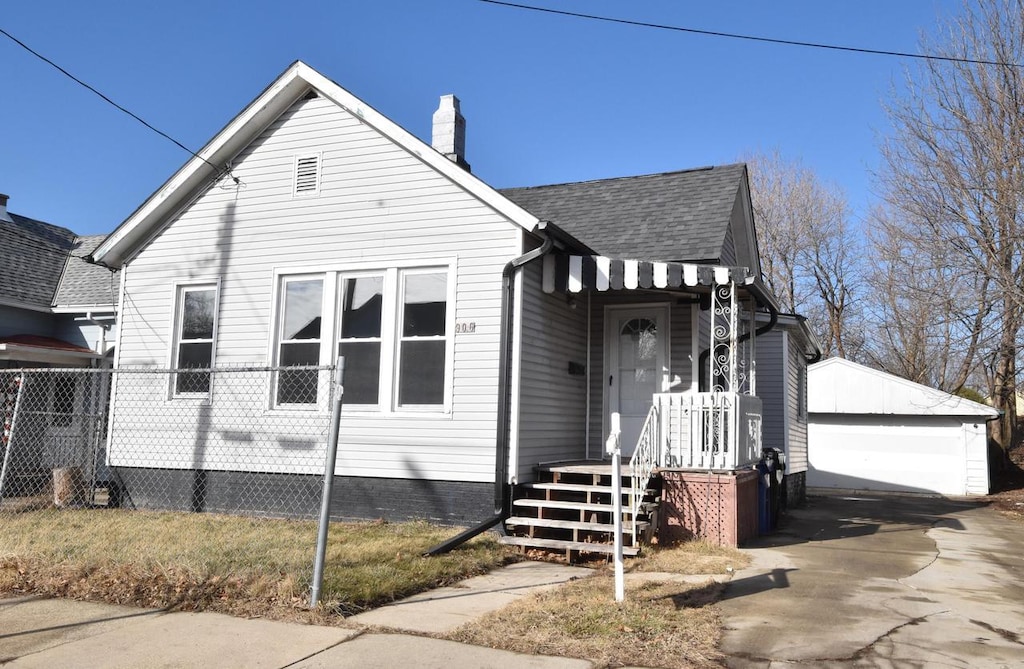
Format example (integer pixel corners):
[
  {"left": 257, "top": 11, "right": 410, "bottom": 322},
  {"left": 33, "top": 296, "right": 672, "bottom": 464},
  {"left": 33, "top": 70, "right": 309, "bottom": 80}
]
[
  {"left": 337, "top": 273, "right": 385, "bottom": 406},
  {"left": 396, "top": 269, "right": 448, "bottom": 408},
  {"left": 275, "top": 276, "right": 324, "bottom": 406},
  {"left": 172, "top": 284, "right": 218, "bottom": 396},
  {"left": 271, "top": 263, "right": 452, "bottom": 413}
]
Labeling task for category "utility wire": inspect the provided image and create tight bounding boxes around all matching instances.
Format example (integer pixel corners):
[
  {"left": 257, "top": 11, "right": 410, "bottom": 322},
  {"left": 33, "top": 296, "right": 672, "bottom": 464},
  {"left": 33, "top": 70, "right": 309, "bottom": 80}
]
[
  {"left": 477, "top": 0, "right": 1023, "bottom": 69},
  {"left": 0, "top": 26, "right": 238, "bottom": 180}
]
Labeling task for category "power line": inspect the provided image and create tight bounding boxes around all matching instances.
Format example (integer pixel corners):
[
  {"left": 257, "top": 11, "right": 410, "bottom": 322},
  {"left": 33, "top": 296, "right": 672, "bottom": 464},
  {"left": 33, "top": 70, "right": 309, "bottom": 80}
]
[
  {"left": 476, "top": 0, "right": 1023, "bottom": 69},
  {"left": 0, "top": 26, "right": 238, "bottom": 182}
]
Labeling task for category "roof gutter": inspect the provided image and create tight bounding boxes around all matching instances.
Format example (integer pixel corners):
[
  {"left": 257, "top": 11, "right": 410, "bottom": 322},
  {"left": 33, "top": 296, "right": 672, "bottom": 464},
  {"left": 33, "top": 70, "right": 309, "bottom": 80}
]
[{"left": 425, "top": 224, "right": 556, "bottom": 556}]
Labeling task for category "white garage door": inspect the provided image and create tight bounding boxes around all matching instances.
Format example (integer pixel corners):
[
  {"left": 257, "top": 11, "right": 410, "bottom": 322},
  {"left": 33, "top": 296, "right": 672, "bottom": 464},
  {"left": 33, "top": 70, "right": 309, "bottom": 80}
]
[{"left": 807, "top": 415, "right": 967, "bottom": 496}]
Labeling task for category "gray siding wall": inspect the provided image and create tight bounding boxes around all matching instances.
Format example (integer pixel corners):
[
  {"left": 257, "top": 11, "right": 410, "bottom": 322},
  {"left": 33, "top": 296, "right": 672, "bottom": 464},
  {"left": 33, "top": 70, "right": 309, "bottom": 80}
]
[
  {"left": 112, "top": 96, "right": 521, "bottom": 483},
  {"left": 516, "top": 261, "right": 588, "bottom": 480},
  {"left": 0, "top": 305, "right": 53, "bottom": 339},
  {"left": 585, "top": 294, "right": 694, "bottom": 454},
  {"left": 786, "top": 332, "right": 809, "bottom": 474},
  {"left": 757, "top": 329, "right": 787, "bottom": 453}
]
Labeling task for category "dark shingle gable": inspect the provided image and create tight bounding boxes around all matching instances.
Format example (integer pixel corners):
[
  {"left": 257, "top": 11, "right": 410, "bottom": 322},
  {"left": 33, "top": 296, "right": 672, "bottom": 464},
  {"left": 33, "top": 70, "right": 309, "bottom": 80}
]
[
  {"left": 500, "top": 164, "right": 746, "bottom": 263},
  {"left": 0, "top": 214, "right": 77, "bottom": 308},
  {"left": 54, "top": 235, "right": 118, "bottom": 307}
]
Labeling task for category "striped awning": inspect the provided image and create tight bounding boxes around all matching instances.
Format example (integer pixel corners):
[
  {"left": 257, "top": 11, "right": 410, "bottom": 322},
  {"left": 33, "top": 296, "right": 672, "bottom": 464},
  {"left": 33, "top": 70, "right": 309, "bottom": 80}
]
[{"left": 542, "top": 255, "right": 755, "bottom": 294}]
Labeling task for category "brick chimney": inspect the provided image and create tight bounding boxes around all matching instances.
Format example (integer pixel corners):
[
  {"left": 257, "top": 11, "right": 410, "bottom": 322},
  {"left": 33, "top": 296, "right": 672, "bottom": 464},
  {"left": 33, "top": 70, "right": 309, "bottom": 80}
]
[
  {"left": 432, "top": 95, "right": 470, "bottom": 171},
  {"left": 0, "top": 194, "right": 13, "bottom": 224}
]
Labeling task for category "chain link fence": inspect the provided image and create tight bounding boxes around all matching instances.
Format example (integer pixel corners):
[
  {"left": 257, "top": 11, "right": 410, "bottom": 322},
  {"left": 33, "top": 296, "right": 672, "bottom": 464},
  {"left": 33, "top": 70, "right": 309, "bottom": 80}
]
[{"left": 1, "top": 366, "right": 334, "bottom": 515}]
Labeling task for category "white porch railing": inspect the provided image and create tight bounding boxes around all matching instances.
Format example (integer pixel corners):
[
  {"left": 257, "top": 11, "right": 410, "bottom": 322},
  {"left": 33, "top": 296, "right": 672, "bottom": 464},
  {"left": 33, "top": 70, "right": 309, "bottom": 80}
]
[{"left": 629, "top": 392, "right": 763, "bottom": 519}]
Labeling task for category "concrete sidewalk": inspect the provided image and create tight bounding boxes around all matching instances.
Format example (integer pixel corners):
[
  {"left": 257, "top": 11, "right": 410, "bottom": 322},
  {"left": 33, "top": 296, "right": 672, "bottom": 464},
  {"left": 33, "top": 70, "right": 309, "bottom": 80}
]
[{"left": 0, "top": 561, "right": 600, "bottom": 668}]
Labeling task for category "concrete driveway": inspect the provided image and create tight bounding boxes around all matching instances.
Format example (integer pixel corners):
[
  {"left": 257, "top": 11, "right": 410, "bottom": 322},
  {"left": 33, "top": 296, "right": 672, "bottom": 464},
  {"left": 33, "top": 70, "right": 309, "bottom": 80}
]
[{"left": 718, "top": 492, "right": 1024, "bottom": 668}]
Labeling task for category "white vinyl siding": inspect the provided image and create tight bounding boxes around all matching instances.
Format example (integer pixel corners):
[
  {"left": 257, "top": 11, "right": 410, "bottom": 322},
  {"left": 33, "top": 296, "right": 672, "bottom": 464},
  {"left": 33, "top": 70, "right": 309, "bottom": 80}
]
[
  {"left": 111, "top": 95, "right": 519, "bottom": 483},
  {"left": 786, "top": 333, "right": 809, "bottom": 474},
  {"left": 515, "top": 259, "right": 589, "bottom": 480}
]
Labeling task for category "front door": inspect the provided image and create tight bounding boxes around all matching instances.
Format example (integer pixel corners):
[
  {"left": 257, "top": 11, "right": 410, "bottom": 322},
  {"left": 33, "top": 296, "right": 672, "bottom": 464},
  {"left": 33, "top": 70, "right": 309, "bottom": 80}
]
[{"left": 605, "top": 306, "right": 669, "bottom": 457}]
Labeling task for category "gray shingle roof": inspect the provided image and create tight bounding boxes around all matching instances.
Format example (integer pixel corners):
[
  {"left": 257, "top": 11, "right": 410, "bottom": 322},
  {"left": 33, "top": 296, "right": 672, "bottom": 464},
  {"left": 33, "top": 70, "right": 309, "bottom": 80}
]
[
  {"left": 54, "top": 235, "right": 119, "bottom": 307},
  {"left": 1, "top": 214, "right": 117, "bottom": 309},
  {"left": 500, "top": 164, "right": 746, "bottom": 263},
  {"left": 0, "top": 214, "right": 77, "bottom": 308}
]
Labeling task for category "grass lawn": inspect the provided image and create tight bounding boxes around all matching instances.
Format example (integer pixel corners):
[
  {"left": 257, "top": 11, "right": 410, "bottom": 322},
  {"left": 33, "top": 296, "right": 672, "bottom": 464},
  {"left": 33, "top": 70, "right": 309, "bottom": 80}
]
[
  {"left": 0, "top": 508, "right": 516, "bottom": 622},
  {"left": 446, "top": 541, "right": 750, "bottom": 669}
]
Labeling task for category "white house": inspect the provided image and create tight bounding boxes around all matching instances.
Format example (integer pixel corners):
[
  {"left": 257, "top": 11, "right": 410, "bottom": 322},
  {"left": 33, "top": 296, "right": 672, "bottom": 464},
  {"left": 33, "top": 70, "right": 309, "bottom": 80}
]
[
  {"left": 89, "top": 61, "right": 806, "bottom": 552},
  {"left": 807, "top": 357, "right": 998, "bottom": 497}
]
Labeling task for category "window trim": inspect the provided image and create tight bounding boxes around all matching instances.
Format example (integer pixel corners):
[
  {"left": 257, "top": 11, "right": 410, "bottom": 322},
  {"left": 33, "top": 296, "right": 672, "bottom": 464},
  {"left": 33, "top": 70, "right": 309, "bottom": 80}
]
[
  {"left": 168, "top": 280, "right": 220, "bottom": 399},
  {"left": 268, "top": 259, "right": 456, "bottom": 415},
  {"left": 272, "top": 274, "right": 329, "bottom": 410}
]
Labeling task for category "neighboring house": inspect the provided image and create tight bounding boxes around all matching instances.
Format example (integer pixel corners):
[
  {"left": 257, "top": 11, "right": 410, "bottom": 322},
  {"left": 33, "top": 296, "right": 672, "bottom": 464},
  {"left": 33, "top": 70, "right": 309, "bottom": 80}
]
[
  {"left": 756, "top": 313, "right": 821, "bottom": 507},
  {"left": 0, "top": 194, "right": 118, "bottom": 368},
  {"left": 807, "top": 357, "right": 998, "bottom": 497},
  {"left": 90, "top": 61, "right": 800, "bottom": 550},
  {"left": 0, "top": 194, "right": 118, "bottom": 498}
]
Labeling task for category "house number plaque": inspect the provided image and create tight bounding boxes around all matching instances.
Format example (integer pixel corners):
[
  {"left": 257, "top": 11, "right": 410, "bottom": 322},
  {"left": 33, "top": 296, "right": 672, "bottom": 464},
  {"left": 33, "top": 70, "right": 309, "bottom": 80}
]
[{"left": 455, "top": 322, "right": 477, "bottom": 333}]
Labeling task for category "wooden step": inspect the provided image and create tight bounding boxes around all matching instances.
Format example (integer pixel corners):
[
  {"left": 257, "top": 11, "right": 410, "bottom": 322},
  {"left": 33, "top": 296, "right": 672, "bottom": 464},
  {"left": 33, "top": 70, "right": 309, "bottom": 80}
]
[
  {"left": 499, "top": 535, "right": 641, "bottom": 556},
  {"left": 512, "top": 498, "right": 635, "bottom": 514},
  {"left": 521, "top": 482, "right": 638, "bottom": 495},
  {"left": 506, "top": 515, "right": 649, "bottom": 533}
]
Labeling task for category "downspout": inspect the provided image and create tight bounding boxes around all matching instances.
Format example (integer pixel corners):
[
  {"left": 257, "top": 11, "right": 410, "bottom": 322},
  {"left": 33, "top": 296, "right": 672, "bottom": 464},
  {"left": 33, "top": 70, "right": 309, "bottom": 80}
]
[
  {"left": 424, "top": 226, "right": 555, "bottom": 556},
  {"left": 699, "top": 281, "right": 779, "bottom": 392}
]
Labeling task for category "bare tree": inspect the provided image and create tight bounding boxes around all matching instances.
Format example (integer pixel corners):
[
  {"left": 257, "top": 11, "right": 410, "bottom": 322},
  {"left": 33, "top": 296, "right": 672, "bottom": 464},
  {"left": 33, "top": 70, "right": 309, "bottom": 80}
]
[
  {"left": 864, "top": 205, "right": 991, "bottom": 392},
  {"left": 877, "top": 0, "right": 1024, "bottom": 450},
  {"left": 745, "top": 150, "right": 863, "bottom": 358}
]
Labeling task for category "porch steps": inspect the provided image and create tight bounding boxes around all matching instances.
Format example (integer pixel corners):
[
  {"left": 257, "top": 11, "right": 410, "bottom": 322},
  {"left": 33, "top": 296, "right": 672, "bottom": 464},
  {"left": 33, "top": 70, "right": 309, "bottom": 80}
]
[
  {"left": 500, "top": 535, "right": 640, "bottom": 557},
  {"left": 500, "top": 462, "right": 661, "bottom": 562}
]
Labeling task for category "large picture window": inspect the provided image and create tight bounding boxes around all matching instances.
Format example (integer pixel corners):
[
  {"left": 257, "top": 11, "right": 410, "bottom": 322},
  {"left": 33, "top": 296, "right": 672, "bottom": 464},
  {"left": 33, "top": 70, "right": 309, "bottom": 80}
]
[
  {"left": 272, "top": 264, "right": 451, "bottom": 412},
  {"left": 276, "top": 277, "right": 323, "bottom": 405},
  {"left": 173, "top": 285, "right": 217, "bottom": 395}
]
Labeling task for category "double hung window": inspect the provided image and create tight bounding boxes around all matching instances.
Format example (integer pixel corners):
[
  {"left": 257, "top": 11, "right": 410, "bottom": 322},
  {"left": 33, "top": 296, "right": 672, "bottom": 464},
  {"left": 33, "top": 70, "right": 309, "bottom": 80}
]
[
  {"left": 173, "top": 284, "right": 218, "bottom": 396},
  {"left": 276, "top": 277, "right": 324, "bottom": 406}
]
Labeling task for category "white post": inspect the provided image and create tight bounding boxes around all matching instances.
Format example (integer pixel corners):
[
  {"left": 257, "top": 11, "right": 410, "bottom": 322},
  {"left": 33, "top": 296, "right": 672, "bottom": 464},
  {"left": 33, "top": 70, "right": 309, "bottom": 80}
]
[{"left": 607, "top": 411, "right": 625, "bottom": 602}]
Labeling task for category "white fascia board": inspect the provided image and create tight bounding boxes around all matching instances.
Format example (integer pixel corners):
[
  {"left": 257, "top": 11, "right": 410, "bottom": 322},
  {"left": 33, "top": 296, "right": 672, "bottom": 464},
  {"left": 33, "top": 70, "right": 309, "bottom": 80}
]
[
  {"left": 93, "top": 61, "right": 541, "bottom": 268},
  {"left": 51, "top": 305, "right": 118, "bottom": 314}
]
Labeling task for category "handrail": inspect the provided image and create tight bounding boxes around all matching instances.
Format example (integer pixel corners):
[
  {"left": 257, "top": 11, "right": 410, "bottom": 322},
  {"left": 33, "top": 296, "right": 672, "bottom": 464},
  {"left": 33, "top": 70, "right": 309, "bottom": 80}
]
[{"left": 628, "top": 403, "right": 660, "bottom": 544}]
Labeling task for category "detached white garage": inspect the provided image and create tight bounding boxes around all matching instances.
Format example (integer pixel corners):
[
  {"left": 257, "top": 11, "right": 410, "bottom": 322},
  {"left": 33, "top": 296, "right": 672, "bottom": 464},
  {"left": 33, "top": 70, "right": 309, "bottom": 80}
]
[{"left": 807, "top": 358, "right": 998, "bottom": 496}]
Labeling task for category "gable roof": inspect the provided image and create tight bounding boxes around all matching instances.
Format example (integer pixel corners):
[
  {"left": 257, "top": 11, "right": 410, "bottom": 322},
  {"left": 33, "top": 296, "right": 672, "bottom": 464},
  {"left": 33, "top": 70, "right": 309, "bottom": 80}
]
[
  {"left": 54, "top": 235, "right": 119, "bottom": 307},
  {"left": 808, "top": 357, "right": 998, "bottom": 418},
  {"left": 91, "top": 61, "right": 543, "bottom": 269},
  {"left": 500, "top": 164, "right": 749, "bottom": 263},
  {"left": 0, "top": 213, "right": 77, "bottom": 309},
  {"left": 0, "top": 212, "right": 118, "bottom": 311}
]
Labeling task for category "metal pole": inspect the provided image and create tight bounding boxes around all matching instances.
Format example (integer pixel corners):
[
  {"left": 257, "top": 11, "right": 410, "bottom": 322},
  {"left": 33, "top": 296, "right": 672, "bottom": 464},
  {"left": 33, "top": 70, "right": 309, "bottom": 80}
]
[
  {"left": 607, "top": 411, "right": 625, "bottom": 602},
  {"left": 310, "top": 360, "right": 344, "bottom": 608},
  {"left": 0, "top": 373, "right": 26, "bottom": 505}
]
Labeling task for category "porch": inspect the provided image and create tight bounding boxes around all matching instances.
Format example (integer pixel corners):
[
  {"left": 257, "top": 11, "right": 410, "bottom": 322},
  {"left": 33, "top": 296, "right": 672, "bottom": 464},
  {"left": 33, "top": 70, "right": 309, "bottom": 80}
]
[{"left": 503, "top": 391, "right": 766, "bottom": 559}]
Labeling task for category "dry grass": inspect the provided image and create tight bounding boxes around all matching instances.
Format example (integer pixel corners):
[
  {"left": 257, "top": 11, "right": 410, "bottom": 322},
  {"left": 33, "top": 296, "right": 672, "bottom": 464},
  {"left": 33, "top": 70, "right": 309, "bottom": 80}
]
[
  {"left": 0, "top": 508, "right": 515, "bottom": 621},
  {"left": 446, "top": 541, "right": 750, "bottom": 668}
]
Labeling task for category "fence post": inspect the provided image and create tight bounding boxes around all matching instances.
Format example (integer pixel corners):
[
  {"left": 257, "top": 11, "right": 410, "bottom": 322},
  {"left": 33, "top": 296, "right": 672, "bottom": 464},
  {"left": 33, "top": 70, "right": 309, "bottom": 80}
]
[
  {"left": 606, "top": 411, "right": 625, "bottom": 603},
  {"left": 0, "top": 373, "right": 26, "bottom": 504},
  {"left": 310, "top": 360, "right": 344, "bottom": 608}
]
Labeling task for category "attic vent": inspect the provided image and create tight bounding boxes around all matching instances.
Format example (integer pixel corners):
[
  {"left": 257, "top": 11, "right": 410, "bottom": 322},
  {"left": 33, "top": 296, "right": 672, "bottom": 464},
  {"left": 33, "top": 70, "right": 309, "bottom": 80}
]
[{"left": 294, "top": 153, "right": 321, "bottom": 196}]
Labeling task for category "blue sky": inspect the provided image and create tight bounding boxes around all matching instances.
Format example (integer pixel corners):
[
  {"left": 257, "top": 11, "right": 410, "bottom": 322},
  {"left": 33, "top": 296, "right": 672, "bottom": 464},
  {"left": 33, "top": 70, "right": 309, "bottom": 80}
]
[{"left": 1, "top": 1, "right": 957, "bottom": 237}]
